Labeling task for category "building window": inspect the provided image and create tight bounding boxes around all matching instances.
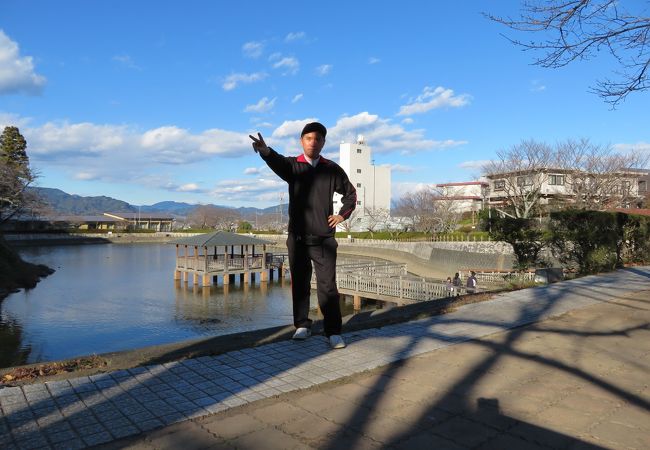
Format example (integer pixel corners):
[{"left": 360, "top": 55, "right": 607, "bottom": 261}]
[
  {"left": 639, "top": 180, "right": 647, "bottom": 192},
  {"left": 548, "top": 174, "right": 564, "bottom": 185},
  {"left": 356, "top": 169, "right": 362, "bottom": 173},
  {"left": 494, "top": 179, "right": 505, "bottom": 191},
  {"left": 357, "top": 201, "right": 362, "bottom": 205},
  {"left": 516, "top": 176, "right": 533, "bottom": 187},
  {"left": 356, "top": 183, "right": 361, "bottom": 188},
  {"left": 622, "top": 180, "right": 631, "bottom": 193},
  {"left": 357, "top": 149, "right": 362, "bottom": 154}
]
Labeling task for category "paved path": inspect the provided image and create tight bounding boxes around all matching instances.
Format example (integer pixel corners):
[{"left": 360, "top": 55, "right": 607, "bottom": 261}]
[{"left": 1, "top": 268, "right": 649, "bottom": 449}]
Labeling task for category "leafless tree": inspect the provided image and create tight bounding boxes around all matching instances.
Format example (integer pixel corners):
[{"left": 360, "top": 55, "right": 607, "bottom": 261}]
[
  {"left": 483, "top": 140, "right": 557, "bottom": 219},
  {"left": 187, "top": 205, "right": 240, "bottom": 230},
  {"left": 362, "top": 207, "right": 390, "bottom": 238},
  {"left": 557, "top": 138, "right": 649, "bottom": 209},
  {"left": 394, "top": 188, "right": 460, "bottom": 233},
  {"left": 337, "top": 207, "right": 361, "bottom": 233},
  {"left": 484, "top": 138, "right": 649, "bottom": 216},
  {"left": 486, "top": 1, "right": 650, "bottom": 106}
]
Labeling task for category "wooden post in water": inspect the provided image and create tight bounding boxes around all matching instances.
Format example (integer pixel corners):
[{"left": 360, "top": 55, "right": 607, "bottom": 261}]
[
  {"left": 353, "top": 294, "right": 362, "bottom": 311},
  {"left": 183, "top": 245, "right": 189, "bottom": 283},
  {"left": 174, "top": 244, "right": 181, "bottom": 280},
  {"left": 243, "top": 245, "right": 249, "bottom": 283}
]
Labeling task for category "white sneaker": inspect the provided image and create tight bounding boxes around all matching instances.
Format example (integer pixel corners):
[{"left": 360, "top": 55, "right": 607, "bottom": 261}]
[
  {"left": 329, "top": 335, "right": 346, "bottom": 349},
  {"left": 292, "top": 327, "right": 311, "bottom": 340}
]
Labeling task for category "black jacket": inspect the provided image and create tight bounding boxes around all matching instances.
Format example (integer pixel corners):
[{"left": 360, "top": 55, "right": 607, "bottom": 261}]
[{"left": 262, "top": 148, "right": 357, "bottom": 237}]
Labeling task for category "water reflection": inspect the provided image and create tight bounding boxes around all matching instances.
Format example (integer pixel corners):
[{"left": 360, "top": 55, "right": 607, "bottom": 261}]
[
  {"left": 0, "top": 313, "right": 31, "bottom": 368},
  {"left": 1, "top": 243, "right": 377, "bottom": 367}
]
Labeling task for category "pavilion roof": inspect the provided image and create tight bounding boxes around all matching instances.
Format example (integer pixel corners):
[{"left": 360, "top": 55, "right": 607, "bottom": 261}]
[{"left": 170, "top": 231, "right": 272, "bottom": 247}]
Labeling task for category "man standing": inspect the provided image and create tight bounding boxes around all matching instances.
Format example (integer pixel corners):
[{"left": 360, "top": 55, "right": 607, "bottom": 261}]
[{"left": 249, "top": 122, "right": 356, "bottom": 349}]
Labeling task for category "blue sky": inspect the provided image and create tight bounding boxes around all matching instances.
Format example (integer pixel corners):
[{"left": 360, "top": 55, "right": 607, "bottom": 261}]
[{"left": 1, "top": 0, "right": 648, "bottom": 208}]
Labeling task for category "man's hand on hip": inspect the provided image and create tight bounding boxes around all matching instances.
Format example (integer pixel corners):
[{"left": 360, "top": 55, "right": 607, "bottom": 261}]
[
  {"left": 328, "top": 214, "right": 344, "bottom": 228},
  {"left": 249, "top": 132, "right": 270, "bottom": 156}
]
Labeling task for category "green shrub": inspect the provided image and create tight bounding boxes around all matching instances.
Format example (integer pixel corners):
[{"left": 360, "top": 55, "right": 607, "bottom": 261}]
[
  {"left": 488, "top": 217, "right": 545, "bottom": 271},
  {"left": 548, "top": 210, "right": 619, "bottom": 274}
]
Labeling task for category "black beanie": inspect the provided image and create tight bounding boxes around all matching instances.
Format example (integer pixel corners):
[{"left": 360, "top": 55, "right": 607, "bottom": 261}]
[{"left": 301, "top": 122, "right": 327, "bottom": 138}]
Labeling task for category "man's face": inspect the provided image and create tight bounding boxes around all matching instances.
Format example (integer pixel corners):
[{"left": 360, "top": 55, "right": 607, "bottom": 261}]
[{"left": 300, "top": 132, "right": 325, "bottom": 160}]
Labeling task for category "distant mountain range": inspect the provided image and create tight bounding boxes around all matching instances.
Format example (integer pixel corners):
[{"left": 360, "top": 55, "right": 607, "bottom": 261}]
[{"left": 31, "top": 187, "right": 288, "bottom": 217}]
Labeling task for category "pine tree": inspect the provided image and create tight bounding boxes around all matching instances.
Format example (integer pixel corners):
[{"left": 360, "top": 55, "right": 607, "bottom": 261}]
[
  {"left": 0, "top": 126, "right": 37, "bottom": 223},
  {"left": 0, "top": 126, "right": 31, "bottom": 180}
]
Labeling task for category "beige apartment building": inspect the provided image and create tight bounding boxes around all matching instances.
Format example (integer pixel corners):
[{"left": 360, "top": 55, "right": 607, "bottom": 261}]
[{"left": 435, "top": 168, "right": 648, "bottom": 214}]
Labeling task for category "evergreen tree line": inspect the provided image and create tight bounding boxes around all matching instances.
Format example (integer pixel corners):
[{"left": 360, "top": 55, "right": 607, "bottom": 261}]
[{"left": 489, "top": 211, "right": 650, "bottom": 274}]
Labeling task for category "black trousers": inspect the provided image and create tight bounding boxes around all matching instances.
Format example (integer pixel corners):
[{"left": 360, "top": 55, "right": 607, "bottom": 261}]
[{"left": 286, "top": 234, "right": 342, "bottom": 337}]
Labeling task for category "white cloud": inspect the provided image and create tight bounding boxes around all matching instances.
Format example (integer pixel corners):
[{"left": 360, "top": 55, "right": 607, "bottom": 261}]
[
  {"left": 210, "top": 177, "right": 285, "bottom": 203},
  {"left": 271, "top": 56, "right": 299, "bottom": 75},
  {"left": 392, "top": 182, "right": 436, "bottom": 200},
  {"left": 268, "top": 112, "right": 467, "bottom": 156},
  {"left": 384, "top": 164, "right": 415, "bottom": 173},
  {"left": 613, "top": 142, "right": 650, "bottom": 154},
  {"left": 315, "top": 64, "right": 332, "bottom": 76},
  {"left": 292, "top": 93, "right": 303, "bottom": 103},
  {"left": 401, "top": 118, "right": 414, "bottom": 124},
  {"left": 271, "top": 118, "right": 318, "bottom": 139},
  {"left": 137, "top": 175, "right": 210, "bottom": 194},
  {"left": 397, "top": 86, "right": 471, "bottom": 116},
  {"left": 177, "top": 183, "right": 203, "bottom": 192},
  {"left": 0, "top": 111, "right": 31, "bottom": 129},
  {"left": 244, "top": 167, "right": 261, "bottom": 175},
  {"left": 285, "top": 32, "right": 306, "bottom": 42},
  {"left": 244, "top": 96, "right": 276, "bottom": 113},
  {"left": 222, "top": 72, "right": 267, "bottom": 91},
  {"left": 328, "top": 112, "right": 467, "bottom": 155},
  {"left": 73, "top": 172, "right": 98, "bottom": 181},
  {"left": 112, "top": 54, "right": 141, "bottom": 70},
  {"left": 458, "top": 160, "right": 491, "bottom": 171},
  {"left": 0, "top": 30, "right": 46, "bottom": 95},
  {"left": 242, "top": 41, "right": 264, "bottom": 58},
  {"left": 33, "top": 121, "right": 128, "bottom": 155},
  {"left": 18, "top": 119, "right": 251, "bottom": 165},
  {"left": 530, "top": 80, "right": 546, "bottom": 92},
  {"left": 368, "top": 57, "right": 381, "bottom": 64}
]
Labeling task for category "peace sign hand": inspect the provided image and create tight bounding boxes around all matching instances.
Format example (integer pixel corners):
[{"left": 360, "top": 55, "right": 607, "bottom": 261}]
[{"left": 249, "top": 132, "right": 270, "bottom": 156}]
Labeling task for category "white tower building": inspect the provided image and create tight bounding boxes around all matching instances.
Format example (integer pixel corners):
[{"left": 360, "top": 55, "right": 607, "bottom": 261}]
[{"left": 333, "top": 135, "right": 391, "bottom": 223}]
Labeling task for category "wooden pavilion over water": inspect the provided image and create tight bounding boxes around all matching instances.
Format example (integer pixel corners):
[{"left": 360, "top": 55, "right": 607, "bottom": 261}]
[{"left": 170, "top": 231, "right": 282, "bottom": 287}]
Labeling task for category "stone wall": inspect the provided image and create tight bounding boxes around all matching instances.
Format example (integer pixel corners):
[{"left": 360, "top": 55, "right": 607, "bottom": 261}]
[{"left": 337, "top": 240, "right": 515, "bottom": 279}]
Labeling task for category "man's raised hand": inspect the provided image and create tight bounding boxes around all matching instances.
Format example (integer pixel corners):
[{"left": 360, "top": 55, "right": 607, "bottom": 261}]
[{"left": 249, "top": 132, "right": 270, "bottom": 156}]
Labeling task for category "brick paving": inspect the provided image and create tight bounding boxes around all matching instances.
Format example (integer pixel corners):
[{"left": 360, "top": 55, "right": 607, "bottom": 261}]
[{"left": 1, "top": 267, "right": 649, "bottom": 449}]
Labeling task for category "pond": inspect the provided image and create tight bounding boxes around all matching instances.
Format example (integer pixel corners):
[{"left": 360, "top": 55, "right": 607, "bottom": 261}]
[{"left": 0, "top": 243, "right": 374, "bottom": 368}]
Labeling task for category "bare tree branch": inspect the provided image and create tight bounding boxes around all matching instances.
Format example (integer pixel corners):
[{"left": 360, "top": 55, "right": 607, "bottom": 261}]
[{"left": 486, "top": 0, "right": 650, "bottom": 106}]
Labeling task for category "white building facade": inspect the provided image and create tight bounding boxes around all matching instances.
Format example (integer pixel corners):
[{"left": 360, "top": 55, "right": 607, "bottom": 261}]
[
  {"left": 333, "top": 136, "right": 391, "bottom": 223},
  {"left": 435, "top": 181, "right": 489, "bottom": 213}
]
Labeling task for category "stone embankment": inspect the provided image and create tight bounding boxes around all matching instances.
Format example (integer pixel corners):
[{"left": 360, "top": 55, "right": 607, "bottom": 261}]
[{"left": 260, "top": 235, "right": 516, "bottom": 280}]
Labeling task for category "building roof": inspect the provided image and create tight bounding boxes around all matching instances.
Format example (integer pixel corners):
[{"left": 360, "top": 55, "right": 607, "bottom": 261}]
[
  {"left": 433, "top": 196, "right": 483, "bottom": 201},
  {"left": 610, "top": 208, "right": 650, "bottom": 217},
  {"left": 170, "top": 231, "right": 272, "bottom": 247},
  {"left": 60, "top": 215, "right": 123, "bottom": 222},
  {"left": 104, "top": 212, "right": 175, "bottom": 220},
  {"left": 436, "top": 181, "right": 488, "bottom": 187}
]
